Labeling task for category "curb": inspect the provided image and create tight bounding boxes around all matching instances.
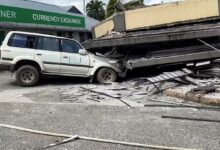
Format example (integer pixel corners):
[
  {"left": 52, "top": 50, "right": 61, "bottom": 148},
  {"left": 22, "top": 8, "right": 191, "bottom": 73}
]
[{"left": 164, "top": 88, "right": 220, "bottom": 106}]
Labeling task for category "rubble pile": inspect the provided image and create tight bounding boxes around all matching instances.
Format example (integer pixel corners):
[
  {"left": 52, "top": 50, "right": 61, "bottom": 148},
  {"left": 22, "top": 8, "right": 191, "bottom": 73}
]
[{"left": 24, "top": 64, "right": 220, "bottom": 107}]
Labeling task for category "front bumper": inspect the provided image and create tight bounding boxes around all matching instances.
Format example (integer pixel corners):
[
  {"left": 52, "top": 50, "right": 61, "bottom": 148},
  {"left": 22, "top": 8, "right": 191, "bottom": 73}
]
[{"left": 0, "top": 63, "right": 12, "bottom": 71}]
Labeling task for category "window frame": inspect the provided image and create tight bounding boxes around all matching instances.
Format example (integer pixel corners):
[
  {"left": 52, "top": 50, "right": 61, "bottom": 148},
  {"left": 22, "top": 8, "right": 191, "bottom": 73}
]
[
  {"left": 8, "top": 33, "right": 38, "bottom": 49},
  {"left": 36, "top": 36, "right": 61, "bottom": 52},
  {"left": 61, "top": 39, "right": 83, "bottom": 54}
]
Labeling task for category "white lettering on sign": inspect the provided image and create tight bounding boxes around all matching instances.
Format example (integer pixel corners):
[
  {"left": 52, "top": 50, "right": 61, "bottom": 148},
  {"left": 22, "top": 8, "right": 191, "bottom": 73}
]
[
  {"left": 0, "top": 10, "right": 16, "bottom": 18},
  {"left": 33, "top": 14, "right": 59, "bottom": 22},
  {"left": 32, "top": 13, "right": 81, "bottom": 25},
  {"left": 60, "top": 17, "right": 81, "bottom": 24}
]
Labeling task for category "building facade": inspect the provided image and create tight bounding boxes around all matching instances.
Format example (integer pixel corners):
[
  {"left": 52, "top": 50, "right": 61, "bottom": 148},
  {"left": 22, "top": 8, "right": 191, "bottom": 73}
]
[{"left": 0, "top": 0, "right": 99, "bottom": 43}]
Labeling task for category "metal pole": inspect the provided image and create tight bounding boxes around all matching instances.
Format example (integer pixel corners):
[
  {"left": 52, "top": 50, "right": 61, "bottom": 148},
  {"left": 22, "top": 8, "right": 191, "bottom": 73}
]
[
  {"left": 83, "top": 0, "right": 86, "bottom": 15},
  {"left": 83, "top": 0, "right": 86, "bottom": 42}
]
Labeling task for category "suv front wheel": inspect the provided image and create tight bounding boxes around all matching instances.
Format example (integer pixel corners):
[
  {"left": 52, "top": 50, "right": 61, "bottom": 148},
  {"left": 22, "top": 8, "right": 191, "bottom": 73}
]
[
  {"left": 16, "top": 65, "right": 40, "bottom": 87},
  {"left": 96, "top": 68, "right": 117, "bottom": 83}
]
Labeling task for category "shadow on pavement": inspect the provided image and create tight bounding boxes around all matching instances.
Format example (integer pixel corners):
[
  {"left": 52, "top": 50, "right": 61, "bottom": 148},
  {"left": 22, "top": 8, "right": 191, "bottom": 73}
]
[{"left": 39, "top": 76, "right": 89, "bottom": 86}]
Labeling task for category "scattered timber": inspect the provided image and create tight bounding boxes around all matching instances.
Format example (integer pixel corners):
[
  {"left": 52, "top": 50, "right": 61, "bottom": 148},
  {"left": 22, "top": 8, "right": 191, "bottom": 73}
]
[
  {"left": 35, "top": 135, "right": 79, "bottom": 150},
  {"left": 147, "top": 99, "right": 199, "bottom": 107},
  {"left": 0, "top": 124, "right": 201, "bottom": 150},
  {"left": 144, "top": 104, "right": 220, "bottom": 110},
  {"left": 162, "top": 115, "right": 220, "bottom": 123}
]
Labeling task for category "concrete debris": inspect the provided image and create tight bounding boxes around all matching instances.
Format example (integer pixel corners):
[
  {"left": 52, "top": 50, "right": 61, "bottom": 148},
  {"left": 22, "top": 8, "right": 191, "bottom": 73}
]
[
  {"left": 101, "top": 31, "right": 125, "bottom": 39},
  {"left": 21, "top": 64, "right": 220, "bottom": 107},
  {"left": 189, "top": 85, "right": 217, "bottom": 94},
  {"left": 104, "top": 47, "right": 125, "bottom": 58},
  {"left": 81, "top": 87, "right": 141, "bottom": 108}
]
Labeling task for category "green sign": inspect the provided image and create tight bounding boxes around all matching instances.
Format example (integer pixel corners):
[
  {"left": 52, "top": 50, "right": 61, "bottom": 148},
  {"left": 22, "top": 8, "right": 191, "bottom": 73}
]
[{"left": 0, "top": 5, "right": 85, "bottom": 28}]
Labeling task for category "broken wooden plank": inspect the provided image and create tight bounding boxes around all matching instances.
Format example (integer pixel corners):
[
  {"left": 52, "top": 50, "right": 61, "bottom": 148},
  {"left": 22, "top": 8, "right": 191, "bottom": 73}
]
[
  {"left": 147, "top": 99, "right": 198, "bottom": 107},
  {"left": 35, "top": 135, "right": 79, "bottom": 150},
  {"left": 87, "top": 98, "right": 101, "bottom": 102},
  {"left": 162, "top": 115, "right": 220, "bottom": 123},
  {"left": 0, "top": 124, "right": 201, "bottom": 150},
  {"left": 144, "top": 104, "right": 220, "bottom": 110}
]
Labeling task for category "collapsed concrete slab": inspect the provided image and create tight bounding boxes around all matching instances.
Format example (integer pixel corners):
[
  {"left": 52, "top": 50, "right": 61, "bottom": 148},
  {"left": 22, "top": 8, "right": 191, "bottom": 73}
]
[{"left": 93, "top": 0, "right": 220, "bottom": 38}]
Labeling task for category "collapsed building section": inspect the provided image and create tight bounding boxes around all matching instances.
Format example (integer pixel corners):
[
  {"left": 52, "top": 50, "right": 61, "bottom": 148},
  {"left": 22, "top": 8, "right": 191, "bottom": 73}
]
[
  {"left": 92, "top": 0, "right": 220, "bottom": 38},
  {"left": 83, "top": 0, "right": 220, "bottom": 69}
]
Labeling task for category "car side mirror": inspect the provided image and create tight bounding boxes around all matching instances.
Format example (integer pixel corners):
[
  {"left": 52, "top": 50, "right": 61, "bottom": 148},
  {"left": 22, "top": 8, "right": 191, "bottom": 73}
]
[{"left": 79, "top": 49, "right": 88, "bottom": 55}]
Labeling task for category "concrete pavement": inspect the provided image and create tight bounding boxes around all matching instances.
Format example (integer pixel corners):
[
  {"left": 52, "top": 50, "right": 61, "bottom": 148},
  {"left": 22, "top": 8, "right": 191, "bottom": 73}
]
[{"left": 0, "top": 72, "right": 219, "bottom": 150}]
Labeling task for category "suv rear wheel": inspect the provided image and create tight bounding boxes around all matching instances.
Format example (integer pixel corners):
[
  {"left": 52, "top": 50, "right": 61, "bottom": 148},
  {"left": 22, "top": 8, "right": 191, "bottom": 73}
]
[
  {"left": 96, "top": 68, "right": 117, "bottom": 83},
  {"left": 16, "top": 65, "right": 40, "bottom": 87}
]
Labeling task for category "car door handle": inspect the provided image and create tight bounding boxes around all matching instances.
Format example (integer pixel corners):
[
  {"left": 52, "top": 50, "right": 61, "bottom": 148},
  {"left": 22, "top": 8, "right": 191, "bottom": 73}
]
[
  {"left": 63, "top": 56, "right": 68, "bottom": 59},
  {"left": 36, "top": 53, "right": 42, "bottom": 56}
]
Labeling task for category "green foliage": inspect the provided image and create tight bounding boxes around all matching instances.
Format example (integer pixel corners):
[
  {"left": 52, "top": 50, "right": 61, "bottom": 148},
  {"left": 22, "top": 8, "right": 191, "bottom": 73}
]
[
  {"left": 106, "top": 0, "right": 145, "bottom": 17},
  {"left": 86, "top": 0, "right": 106, "bottom": 21},
  {"left": 106, "top": 0, "right": 117, "bottom": 18},
  {"left": 124, "top": 0, "right": 145, "bottom": 10}
]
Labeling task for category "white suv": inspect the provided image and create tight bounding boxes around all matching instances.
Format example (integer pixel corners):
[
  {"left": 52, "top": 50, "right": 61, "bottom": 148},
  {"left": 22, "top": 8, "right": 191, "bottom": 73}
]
[{"left": 0, "top": 31, "right": 126, "bottom": 86}]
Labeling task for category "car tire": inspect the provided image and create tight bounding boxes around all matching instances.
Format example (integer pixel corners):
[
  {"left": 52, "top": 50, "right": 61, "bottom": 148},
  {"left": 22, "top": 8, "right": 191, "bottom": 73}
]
[
  {"left": 16, "top": 65, "right": 40, "bottom": 87},
  {"left": 96, "top": 68, "right": 117, "bottom": 83}
]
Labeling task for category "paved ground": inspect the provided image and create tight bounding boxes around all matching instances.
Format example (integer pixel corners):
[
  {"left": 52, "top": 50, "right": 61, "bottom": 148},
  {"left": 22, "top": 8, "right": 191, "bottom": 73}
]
[{"left": 0, "top": 71, "right": 219, "bottom": 150}]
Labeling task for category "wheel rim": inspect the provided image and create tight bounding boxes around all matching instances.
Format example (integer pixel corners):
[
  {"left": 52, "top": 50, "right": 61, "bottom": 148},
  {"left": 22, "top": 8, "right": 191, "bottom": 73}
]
[
  {"left": 20, "top": 70, "right": 34, "bottom": 84},
  {"left": 102, "top": 71, "right": 113, "bottom": 82}
]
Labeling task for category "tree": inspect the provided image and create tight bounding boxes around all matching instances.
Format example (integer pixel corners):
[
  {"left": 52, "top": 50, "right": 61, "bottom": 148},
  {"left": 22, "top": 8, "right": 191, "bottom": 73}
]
[
  {"left": 124, "top": 0, "right": 145, "bottom": 10},
  {"left": 86, "top": 0, "right": 105, "bottom": 21},
  {"left": 106, "top": 0, "right": 145, "bottom": 18},
  {"left": 106, "top": 0, "right": 117, "bottom": 18}
]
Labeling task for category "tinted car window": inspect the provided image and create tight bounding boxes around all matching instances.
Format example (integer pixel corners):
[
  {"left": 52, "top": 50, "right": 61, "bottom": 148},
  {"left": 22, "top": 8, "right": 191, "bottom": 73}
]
[
  {"left": 61, "top": 40, "right": 82, "bottom": 53},
  {"left": 37, "top": 37, "right": 59, "bottom": 52},
  {"left": 9, "top": 34, "right": 36, "bottom": 49},
  {"left": 10, "top": 34, "right": 27, "bottom": 48},
  {"left": 27, "top": 36, "right": 36, "bottom": 48}
]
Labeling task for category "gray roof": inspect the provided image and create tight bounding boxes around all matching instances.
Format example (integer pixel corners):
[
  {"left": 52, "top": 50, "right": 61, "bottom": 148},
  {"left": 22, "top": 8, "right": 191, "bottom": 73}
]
[
  {"left": 61, "top": 5, "right": 83, "bottom": 14},
  {"left": 0, "top": 0, "right": 99, "bottom": 31}
]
